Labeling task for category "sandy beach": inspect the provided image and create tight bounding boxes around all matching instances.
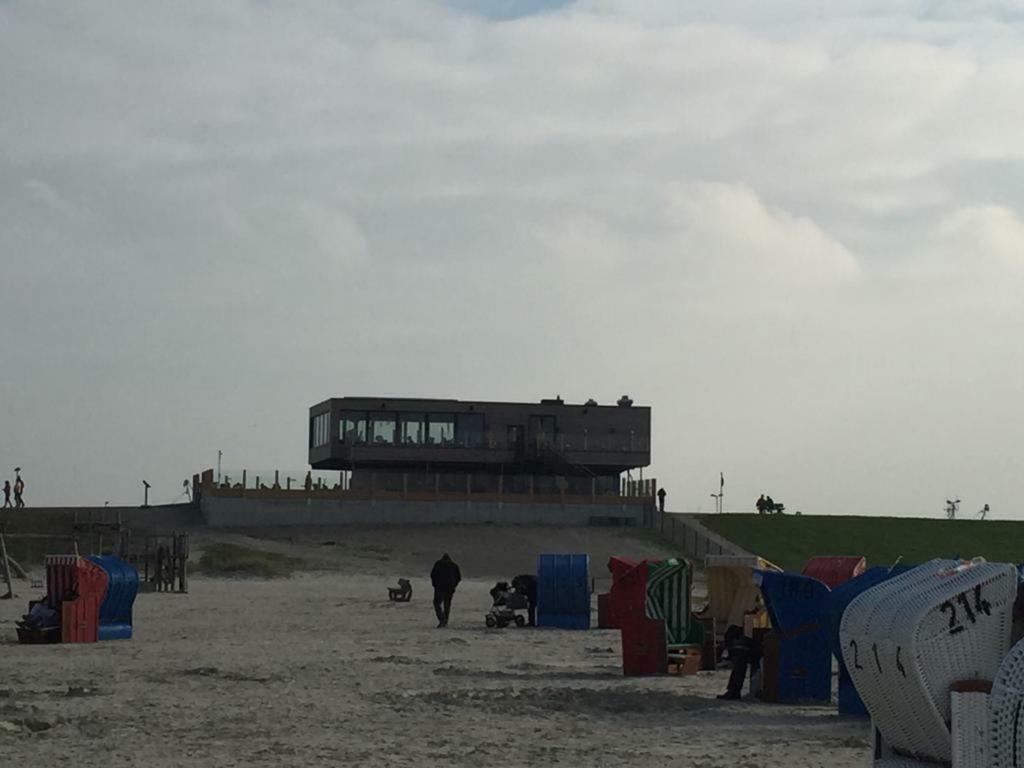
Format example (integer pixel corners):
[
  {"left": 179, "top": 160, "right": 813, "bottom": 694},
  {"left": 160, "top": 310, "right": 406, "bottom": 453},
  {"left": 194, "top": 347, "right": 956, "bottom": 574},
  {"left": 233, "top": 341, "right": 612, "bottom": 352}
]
[{"left": 0, "top": 528, "right": 871, "bottom": 767}]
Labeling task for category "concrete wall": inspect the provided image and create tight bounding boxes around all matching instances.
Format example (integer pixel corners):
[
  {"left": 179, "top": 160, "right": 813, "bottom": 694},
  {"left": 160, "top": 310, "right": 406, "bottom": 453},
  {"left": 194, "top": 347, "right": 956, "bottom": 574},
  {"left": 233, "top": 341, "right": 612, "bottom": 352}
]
[
  {"left": 201, "top": 495, "right": 645, "bottom": 528},
  {"left": 0, "top": 503, "right": 202, "bottom": 533}
]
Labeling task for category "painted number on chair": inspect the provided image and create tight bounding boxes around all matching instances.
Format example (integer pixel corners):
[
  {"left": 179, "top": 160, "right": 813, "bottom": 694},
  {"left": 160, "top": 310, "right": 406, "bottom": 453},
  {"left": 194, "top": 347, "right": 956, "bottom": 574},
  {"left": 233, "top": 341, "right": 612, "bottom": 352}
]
[{"left": 940, "top": 585, "right": 992, "bottom": 636}]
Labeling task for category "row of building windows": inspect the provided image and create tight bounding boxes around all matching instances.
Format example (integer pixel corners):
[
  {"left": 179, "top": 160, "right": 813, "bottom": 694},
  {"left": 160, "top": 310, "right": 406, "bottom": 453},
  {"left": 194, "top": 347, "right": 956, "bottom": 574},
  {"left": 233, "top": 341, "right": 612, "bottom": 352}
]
[
  {"left": 318, "top": 410, "right": 646, "bottom": 452},
  {"left": 340, "top": 411, "right": 483, "bottom": 447},
  {"left": 311, "top": 413, "right": 331, "bottom": 448}
]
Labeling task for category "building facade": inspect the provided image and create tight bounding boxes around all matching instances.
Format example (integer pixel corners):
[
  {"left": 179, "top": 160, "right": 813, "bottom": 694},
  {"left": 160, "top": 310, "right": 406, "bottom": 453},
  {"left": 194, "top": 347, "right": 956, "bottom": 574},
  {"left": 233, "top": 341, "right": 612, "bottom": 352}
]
[{"left": 308, "top": 395, "right": 651, "bottom": 497}]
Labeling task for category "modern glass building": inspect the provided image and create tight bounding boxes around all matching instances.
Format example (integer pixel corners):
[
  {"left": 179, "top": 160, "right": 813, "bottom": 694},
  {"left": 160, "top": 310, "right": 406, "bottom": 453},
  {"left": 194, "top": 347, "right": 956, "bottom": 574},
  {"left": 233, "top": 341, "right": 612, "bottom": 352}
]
[{"left": 308, "top": 395, "right": 651, "bottom": 497}]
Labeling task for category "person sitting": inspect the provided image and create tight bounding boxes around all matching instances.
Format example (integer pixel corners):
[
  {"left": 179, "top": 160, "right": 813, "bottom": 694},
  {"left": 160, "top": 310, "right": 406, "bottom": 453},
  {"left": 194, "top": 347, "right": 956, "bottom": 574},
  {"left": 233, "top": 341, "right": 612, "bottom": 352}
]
[{"left": 387, "top": 578, "right": 413, "bottom": 602}]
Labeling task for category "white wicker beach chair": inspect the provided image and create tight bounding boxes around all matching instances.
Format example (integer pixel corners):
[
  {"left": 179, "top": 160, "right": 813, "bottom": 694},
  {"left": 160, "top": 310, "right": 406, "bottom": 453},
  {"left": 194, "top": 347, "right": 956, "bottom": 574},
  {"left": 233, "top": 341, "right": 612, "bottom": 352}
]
[
  {"left": 989, "top": 637, "right": 1024, "bottom": 767},
  {"left": 841, "top": 559, "right": 1017, "bottom": 764},
  {"left": 951, "top": 687, "right": 990, "bottom": 768}
]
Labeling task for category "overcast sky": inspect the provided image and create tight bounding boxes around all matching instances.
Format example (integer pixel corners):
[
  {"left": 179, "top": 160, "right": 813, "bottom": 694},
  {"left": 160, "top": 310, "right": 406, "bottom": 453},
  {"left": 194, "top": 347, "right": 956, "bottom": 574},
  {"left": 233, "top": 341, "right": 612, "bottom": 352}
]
[{"left": 2, "top": 1, "right": 1023, "bottom": 516}]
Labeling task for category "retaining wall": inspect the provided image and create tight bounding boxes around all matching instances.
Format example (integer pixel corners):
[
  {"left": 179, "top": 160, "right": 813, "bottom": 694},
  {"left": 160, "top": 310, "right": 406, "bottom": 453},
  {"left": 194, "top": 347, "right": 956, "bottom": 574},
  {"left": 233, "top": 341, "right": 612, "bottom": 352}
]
[{"left": 200, "top": 495, "right": 647, "bottom": 528}]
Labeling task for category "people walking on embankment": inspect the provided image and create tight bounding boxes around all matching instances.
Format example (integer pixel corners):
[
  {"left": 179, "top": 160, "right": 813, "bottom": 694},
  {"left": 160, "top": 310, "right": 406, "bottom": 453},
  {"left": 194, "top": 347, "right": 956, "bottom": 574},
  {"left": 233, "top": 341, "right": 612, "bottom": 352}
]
[
  {"left": 13, "top": 469, "right": 25, "bottom": 508},
  {"left": 430, "top": 553, "right": 462, "bottom": 628},
  {"left": 2, "top": 480, "right": 11, "bottom": 508}
]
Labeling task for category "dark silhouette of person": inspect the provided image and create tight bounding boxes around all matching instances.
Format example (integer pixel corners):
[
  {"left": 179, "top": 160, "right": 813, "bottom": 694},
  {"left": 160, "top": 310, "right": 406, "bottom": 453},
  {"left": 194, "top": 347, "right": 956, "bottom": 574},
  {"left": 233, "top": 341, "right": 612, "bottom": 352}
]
[
  {"left": 304, "top": 471, "right": 312, "bottom": 491},
  {"left": 765, "top": 495, "right": 775, "bottom": 514},
  {"left": 13, "top": 469, "right": 24, "bottom": 508},
  {"left": 657, "top": 487, "right": 667, "bottom": 513},
  {"left": 2, "top": 480, "right": 11, "bottom": 508},
  {"left": 430, "top": 553, "right": 462, "bottom": 628},
  {"left": 511, "top": 573, "right": 539, "bottom": 626},
  {"left": 717, "top": 624, "right": 764, "bottom": 700},
  {"left": 756, "top": 494, "right": 766, "bottom": 515}
]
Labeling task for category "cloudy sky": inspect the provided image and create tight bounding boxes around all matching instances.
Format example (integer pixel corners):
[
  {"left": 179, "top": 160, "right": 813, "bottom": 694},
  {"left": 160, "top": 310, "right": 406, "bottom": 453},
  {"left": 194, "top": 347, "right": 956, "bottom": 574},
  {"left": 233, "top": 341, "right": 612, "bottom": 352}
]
[{"left": 2, "top": 0, "right": 1022, "bottom": 516}]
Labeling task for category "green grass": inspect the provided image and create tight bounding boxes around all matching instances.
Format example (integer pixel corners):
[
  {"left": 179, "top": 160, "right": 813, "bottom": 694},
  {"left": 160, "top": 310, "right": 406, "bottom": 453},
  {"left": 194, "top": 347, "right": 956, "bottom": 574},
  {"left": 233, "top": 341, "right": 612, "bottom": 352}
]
[
  {"left": 196, "top": 543, "right": 303, "bottom": 578},
  {"left": 699, "top": 514, "right": 1024, "bottom": 572}
]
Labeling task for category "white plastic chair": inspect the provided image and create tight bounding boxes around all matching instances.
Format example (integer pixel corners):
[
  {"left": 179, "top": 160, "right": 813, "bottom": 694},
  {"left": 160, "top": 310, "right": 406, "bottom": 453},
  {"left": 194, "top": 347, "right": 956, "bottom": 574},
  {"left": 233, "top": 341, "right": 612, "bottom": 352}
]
[{"left": 841, "top": 559, "right": 1017, "bottom": 764}]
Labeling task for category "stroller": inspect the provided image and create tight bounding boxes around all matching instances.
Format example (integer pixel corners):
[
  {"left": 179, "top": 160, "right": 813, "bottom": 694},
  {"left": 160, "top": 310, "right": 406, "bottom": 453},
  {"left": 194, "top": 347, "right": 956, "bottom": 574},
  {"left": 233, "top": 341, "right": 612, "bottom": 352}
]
[{"left": 485, "top": 581, "right": 528, "bottom": 628}]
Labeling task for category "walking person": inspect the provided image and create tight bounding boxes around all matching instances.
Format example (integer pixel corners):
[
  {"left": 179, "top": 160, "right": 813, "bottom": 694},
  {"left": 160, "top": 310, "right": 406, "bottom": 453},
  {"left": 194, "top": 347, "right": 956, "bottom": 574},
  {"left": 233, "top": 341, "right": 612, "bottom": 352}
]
[
  {"left": 657, "top": 487, "right": 667, "bottom": 514},
  {"left": 13, "top": 469, "right": 25, "bottom": 508},
  {"left": 2, "top": 480, "right": 11, "bottom": 508},
  {"left": 430, "top": 553, "right": 462, "bottom": 628}
]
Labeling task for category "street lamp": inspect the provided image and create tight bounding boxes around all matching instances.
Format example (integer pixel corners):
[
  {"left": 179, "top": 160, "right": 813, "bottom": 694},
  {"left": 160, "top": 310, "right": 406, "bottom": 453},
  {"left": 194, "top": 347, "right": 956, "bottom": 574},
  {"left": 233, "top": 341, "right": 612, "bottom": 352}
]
[{"left": 142, "top": 480, "right": 151, "bottom": 508}]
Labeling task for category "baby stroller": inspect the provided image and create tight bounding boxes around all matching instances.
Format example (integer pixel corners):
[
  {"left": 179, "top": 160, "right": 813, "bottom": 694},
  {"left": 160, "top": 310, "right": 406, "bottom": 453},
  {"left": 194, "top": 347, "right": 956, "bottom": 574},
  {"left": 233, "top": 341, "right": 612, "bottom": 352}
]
[{"left": 485, "top": 581, "right": 528, "bottom": 628}]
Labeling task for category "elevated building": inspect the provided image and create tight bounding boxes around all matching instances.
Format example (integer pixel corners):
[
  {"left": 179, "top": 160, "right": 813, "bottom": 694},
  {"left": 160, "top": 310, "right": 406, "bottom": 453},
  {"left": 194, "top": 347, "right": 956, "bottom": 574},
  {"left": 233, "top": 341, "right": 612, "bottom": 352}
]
[{"left": 308, "top": 395, "right": 651, "bottom": 497}]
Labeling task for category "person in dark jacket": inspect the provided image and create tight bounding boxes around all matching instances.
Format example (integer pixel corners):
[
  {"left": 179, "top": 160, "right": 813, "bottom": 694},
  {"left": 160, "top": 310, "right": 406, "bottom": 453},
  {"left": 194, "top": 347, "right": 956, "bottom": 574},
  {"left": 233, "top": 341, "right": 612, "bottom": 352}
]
[
  {"left": 511, "top": 573, "right": 538, "bottom": 627},
  {"left": 430, "top": 553, "right": 462, "bottom": 627}
]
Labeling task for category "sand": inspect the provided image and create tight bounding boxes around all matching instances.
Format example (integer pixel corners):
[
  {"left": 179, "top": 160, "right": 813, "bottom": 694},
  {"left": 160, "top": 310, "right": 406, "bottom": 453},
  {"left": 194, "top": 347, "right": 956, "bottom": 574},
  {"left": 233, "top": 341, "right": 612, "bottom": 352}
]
[{"left": 0, "top": 527, "right": 872, "bottom": 767}]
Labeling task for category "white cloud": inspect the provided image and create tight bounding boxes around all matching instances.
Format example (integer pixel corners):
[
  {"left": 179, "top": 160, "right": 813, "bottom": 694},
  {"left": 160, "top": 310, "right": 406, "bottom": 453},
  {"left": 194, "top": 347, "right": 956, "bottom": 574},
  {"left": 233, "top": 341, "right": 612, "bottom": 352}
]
[{"left": 1, "top": 0, "right": 1024, "bottom": 516}]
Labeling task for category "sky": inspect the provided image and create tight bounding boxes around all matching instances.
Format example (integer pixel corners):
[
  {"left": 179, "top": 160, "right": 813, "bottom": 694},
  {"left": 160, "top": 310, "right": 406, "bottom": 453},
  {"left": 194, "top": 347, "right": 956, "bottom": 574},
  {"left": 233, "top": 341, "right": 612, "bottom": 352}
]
[{"left": 1, "top": 1, "right": 1023, "bottom": 516}]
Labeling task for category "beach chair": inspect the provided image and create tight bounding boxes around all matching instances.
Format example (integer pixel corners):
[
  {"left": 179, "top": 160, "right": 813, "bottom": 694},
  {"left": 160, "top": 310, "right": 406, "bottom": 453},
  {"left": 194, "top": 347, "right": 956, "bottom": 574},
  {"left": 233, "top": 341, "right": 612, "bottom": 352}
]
[
  {"left": 990, "top": 637, "right": 1024, "bottom": 767},
  {"left": 841, "top": 559, "right": 1018, "bottom": 764},
  {"left": 822, "top": 565, "right": 913, "bottom": 715},
  {"left": 387, "top": 578, "right": 412, "bottom": 602},
  {"left": 648, "top": 559, "right": 703, "bottom": 673},
  {"left": 704, "top": 555, "right": 779, "bottom": 646},
  {"left": 598, "top": 556, "right": 638, "bottom": 629},
  {"left": 802, "top": 556, "right": 866, "bottom": 589},
  {"left": 754, "top": 570, "right": 832, "bottom": 703},
  {"left": 618, "top": 561, "right": 666, "bottom": 676}
]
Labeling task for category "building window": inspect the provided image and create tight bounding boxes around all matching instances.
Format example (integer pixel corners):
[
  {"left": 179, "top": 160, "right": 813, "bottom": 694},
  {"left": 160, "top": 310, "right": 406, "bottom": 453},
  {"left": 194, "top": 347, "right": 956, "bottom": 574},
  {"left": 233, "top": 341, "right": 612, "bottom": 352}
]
[
  {"left": 456, "top": 413, "right": 484, "bottom": 448},
  {"left": 400, "top": 414, "right": 424, "bottom": 444},
  {"left": 370, "top": 413, "right": 396, "bottom": 445},
  {"left": 340, "top": 412, "right": 367, "bottom": 444},
  {"left": 311, "top": 413, "right": 330, "bottom": 448},
  {"left": 427, "top": 414, "right": 455, "bottom": 445}
]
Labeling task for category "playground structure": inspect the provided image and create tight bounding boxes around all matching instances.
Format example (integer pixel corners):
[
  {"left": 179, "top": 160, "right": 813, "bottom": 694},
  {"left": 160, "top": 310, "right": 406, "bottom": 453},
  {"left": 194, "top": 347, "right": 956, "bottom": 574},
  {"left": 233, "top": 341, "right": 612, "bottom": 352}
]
[
  {"left": 536, "top": 553, "right": 590, "bottom": 629},
  {"left": 16, "top": 554, "right": 139, "bottom": 644},
  {"left": 133, "top": 533, "right": 190, "bottom": 593},
  {"left": 841, "top": 558, "right": 1019, "bottom": 766}
]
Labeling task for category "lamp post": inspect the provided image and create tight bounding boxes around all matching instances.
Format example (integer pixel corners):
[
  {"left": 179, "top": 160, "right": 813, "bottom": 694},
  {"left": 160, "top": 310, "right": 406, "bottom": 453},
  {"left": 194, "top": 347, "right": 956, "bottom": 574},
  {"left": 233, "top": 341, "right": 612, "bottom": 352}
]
[{"left": 142, "top": 481, "right": 151, "bottom": 508}]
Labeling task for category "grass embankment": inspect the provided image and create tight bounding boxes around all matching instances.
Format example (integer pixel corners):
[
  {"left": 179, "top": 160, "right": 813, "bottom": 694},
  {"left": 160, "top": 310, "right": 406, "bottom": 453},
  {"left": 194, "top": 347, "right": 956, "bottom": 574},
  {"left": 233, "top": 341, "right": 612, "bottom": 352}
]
[
  {"left": 700, "top": 514, "right": 1024, "bottom": 572},
  {"left": 196, "top": 543, "right": 303, "bottom": 578}
]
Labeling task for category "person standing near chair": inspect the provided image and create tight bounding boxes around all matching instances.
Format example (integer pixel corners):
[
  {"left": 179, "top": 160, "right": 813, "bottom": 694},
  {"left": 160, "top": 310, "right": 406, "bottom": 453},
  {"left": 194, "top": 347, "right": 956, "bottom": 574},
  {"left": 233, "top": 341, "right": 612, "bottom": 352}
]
[
  {"left": 511, "top": 573, "right": 538, "bottom": 627},
  {"left": 430, "top": 553, "right": 461, "bottom": 628}
]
